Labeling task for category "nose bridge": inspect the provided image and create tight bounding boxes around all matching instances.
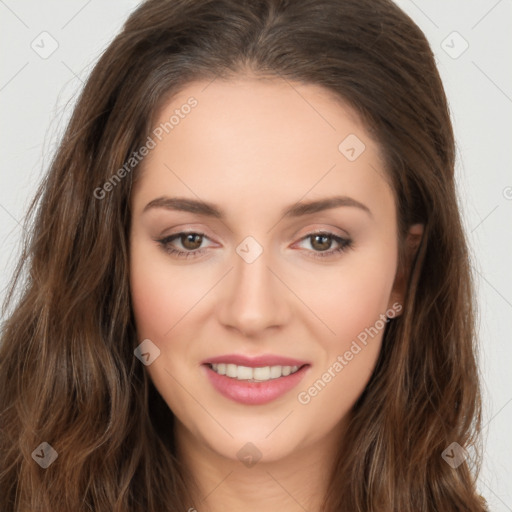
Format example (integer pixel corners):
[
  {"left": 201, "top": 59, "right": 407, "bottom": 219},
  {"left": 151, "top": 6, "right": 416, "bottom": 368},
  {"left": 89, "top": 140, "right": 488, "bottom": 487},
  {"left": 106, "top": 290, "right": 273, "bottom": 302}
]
[{"left": 218, "top": 238, "right": 288, "bottom": 335}]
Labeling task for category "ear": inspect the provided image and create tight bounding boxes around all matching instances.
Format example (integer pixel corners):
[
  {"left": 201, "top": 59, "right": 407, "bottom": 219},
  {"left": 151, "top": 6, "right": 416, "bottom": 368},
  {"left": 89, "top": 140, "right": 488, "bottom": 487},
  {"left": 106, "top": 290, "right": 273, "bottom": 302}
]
[{"left": 387, "top": 223, "right": 424, "bottom": 317}]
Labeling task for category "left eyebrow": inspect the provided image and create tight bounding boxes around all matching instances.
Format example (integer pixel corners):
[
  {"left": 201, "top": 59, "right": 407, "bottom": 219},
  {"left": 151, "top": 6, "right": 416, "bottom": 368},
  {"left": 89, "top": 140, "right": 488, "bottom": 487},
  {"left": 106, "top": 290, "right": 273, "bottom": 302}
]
[
  {"left": 282, "top": 196, "right": 372, "bottom": 218},
  {"left": 142, "top": 195, "right": 372, "bottom": 219}
]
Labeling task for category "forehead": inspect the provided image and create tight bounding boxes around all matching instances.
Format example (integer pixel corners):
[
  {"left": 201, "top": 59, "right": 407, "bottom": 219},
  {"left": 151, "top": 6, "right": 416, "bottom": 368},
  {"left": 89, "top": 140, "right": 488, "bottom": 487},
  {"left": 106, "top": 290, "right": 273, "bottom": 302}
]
[{"left": 133, "top": 76, "right": 393, "bottom": 220}]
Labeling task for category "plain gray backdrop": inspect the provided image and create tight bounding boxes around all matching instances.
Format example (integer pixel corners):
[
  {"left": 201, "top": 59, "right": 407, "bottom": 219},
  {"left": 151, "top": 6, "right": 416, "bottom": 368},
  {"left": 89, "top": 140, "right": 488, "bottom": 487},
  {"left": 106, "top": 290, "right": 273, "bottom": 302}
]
[{"left": 1, "top": 0, "right": 511, "bottom": 509}]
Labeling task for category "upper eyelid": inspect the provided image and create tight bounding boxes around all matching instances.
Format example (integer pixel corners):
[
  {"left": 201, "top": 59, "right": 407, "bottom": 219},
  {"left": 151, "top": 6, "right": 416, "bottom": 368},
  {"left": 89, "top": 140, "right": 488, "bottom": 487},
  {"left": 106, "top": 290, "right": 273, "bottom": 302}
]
[
  {"left": 156, "top": 217, "right": 351, "bottom": 239},
  {"left": 162, "top": 231, "right": 214, "bottom": 243}
]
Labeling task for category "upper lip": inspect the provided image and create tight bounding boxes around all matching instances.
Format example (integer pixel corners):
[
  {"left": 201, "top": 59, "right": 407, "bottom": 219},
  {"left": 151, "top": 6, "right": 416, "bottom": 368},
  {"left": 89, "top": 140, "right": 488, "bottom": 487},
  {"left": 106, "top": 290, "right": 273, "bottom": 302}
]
[{"left": 202, "top": 354, "right": 310, "bottom": 368}]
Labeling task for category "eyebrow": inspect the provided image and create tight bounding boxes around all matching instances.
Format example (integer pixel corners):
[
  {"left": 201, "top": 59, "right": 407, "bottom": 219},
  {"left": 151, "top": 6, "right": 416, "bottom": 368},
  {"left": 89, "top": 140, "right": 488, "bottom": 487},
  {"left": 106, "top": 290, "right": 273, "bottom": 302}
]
[{"left": 143, "top": 195, "right": 372, "bottom": 218}]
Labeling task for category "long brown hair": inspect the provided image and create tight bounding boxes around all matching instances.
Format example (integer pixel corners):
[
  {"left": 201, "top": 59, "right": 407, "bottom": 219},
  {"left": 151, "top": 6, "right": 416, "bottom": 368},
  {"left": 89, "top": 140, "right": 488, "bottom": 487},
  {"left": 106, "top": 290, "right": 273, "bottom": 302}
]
[{"left": 0, "top": 0, "right": 487, "bottom": 510}]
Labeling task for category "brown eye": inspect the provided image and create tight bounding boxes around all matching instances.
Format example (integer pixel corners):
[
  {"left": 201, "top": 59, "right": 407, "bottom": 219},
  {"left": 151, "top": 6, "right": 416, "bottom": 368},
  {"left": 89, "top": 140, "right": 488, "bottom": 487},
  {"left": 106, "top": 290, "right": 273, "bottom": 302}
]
[
  {"left": 180, "top": 233, "right": 203, "bottom": 250},
  {"left": 157, "top": 231, "right": 211, "bottom": 259},
  {"left": 310, "top": 234, "right": 333, "bottom": 252},
  {"left": 295, "top": 231, "right": 353, "bottom": 260}
]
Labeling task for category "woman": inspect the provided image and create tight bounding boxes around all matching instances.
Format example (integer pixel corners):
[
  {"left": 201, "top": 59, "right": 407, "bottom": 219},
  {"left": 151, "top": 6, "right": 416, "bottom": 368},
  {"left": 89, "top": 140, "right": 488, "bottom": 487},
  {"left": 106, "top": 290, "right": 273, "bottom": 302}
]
[{"left": 0, "top": 0, "right": 488, "bottom": 510}]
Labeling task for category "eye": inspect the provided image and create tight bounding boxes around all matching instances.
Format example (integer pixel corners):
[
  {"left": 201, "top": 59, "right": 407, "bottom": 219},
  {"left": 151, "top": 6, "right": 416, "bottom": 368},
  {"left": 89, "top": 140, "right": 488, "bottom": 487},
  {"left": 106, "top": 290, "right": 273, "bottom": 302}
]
[
  {"left": 156, "top": 230, "right": 352, "bottom": 260},
  {"left": 157, "top": 231, "right": 212, "bottom": 259},
  {"left": 295, "top": 231, "right": 353, "bottom": 259}
]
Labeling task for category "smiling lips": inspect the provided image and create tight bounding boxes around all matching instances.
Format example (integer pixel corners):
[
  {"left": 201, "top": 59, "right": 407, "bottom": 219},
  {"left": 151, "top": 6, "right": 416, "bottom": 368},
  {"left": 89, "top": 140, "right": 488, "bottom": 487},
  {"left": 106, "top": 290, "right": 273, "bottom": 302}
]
[{"left": 202, "top": 353, "right": 311, "bottom": 405}]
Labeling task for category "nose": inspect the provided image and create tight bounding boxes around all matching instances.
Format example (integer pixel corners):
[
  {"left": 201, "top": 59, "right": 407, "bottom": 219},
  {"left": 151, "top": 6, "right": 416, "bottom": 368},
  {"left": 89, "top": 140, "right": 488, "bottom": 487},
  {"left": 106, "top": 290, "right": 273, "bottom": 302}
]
[{"left": 217, "top": 246, "right": 290, "bottom": 337}]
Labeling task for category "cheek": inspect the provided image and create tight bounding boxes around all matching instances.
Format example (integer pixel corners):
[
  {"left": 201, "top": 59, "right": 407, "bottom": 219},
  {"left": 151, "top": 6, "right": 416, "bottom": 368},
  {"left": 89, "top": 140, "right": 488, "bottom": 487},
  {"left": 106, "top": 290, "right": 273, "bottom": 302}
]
[
  {"left": 327, "top": 270, "right": 393, "bottom": 344},
  {"left": 295, "top": 256, "right": 396, "bottom": 429},
  {"left": 130, "top": 258, "right": 170, "bottom": 339},
  {"left": 129, "top": 248, "right": 202, "bottom": 417},
  {"left": 297, "top": 273, "right": 390, "bottom": 432},
  {"left": 291, "top": 241, "right": 397, "bottom": 417},
  {"left": 301, "top": 242, "right": 398, "bottom": 349},
  {"left": 129, "top": 243, "right": 208, "bottom": 339}
]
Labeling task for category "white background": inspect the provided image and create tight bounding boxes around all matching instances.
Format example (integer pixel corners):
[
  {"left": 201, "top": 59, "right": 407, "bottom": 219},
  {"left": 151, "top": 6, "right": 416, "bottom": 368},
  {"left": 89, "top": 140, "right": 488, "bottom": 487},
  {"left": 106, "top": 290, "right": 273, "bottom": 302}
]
[{"left": 1, "top": 1, "right": 511, "bottom": 509}]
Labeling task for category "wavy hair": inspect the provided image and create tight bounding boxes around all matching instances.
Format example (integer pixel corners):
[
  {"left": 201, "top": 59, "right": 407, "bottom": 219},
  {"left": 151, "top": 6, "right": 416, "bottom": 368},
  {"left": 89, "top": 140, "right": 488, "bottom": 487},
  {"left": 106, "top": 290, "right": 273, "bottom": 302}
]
[{"left": 0, "top": 0, "right": 487, "bottom": 510}]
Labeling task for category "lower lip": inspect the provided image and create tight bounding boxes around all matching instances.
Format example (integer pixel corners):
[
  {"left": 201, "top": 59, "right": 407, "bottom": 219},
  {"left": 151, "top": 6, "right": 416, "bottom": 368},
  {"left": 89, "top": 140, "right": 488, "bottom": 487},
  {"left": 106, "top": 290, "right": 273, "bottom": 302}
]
[{"left": 203, "top": 364, "right": 310, "bottom": 405}]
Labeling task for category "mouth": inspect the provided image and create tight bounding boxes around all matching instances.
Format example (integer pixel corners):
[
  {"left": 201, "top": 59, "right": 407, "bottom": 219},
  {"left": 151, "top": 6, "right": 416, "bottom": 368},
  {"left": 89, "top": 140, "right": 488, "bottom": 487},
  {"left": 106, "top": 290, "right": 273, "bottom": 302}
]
[
  {"left": 202, "top": 360, "right": 311, "bottom": 405},
  {"left": 206, "top": 362, "right": 305, "bottom": 382}
]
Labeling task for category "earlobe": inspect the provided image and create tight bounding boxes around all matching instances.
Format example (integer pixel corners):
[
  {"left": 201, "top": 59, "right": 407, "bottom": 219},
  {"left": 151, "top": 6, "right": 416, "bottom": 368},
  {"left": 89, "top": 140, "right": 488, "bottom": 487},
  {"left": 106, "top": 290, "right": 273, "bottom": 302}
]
[{"left": 387, "top": 223, "right": 425, "bottom": 316}]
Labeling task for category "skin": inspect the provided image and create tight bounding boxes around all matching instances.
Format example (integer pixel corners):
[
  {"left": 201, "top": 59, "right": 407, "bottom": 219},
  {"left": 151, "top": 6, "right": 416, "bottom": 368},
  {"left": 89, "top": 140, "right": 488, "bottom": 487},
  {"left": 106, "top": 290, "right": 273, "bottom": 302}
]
[{"left": 129, "top": 75, "right": 422, "bottom": 512}]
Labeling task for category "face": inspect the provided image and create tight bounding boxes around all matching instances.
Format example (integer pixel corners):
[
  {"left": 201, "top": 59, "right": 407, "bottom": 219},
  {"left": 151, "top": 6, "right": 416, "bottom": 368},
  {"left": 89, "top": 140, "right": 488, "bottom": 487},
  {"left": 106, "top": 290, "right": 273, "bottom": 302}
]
[{"left": 129, "top": 76, "right": 405, "bottom": 465}]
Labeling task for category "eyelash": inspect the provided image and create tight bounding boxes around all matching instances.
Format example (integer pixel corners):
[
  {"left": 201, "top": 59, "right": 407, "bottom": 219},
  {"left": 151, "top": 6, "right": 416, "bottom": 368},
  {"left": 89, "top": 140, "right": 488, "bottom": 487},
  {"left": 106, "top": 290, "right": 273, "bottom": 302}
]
[{"left": 156, "top": 231, "right": 353, "bottom": 260}]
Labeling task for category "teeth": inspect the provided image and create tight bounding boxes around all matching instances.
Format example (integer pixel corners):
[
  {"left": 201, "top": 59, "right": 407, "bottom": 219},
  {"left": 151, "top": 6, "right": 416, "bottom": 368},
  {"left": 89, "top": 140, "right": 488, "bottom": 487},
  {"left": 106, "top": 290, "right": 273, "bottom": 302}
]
[
  {"left": 226, "top": 363, "right": 237, "bottom": 378},
  {"left": 236, "top": 365, "right": 253, "bottom": 380},
  {"left": 270, "top": 365, "right": 282, "bottom": 378},
  {"left": 253, "top": 366, "right": 270, "bottom": 380},
  {"left": 210, "top": 363, "right": 301, "bottom": 381}
]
